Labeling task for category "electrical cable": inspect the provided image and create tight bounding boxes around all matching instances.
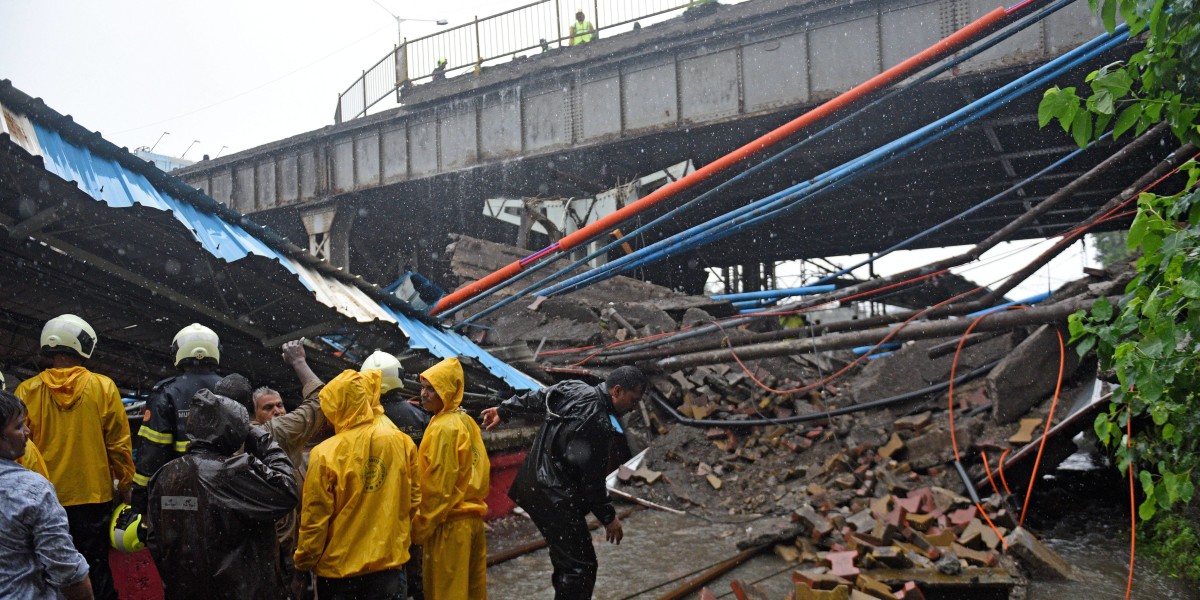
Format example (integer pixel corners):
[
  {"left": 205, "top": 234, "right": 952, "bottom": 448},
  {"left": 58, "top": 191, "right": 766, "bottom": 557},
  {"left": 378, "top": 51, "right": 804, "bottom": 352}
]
[{"left": 1016, "top": 326, "right": 1066, "bottom": 527}]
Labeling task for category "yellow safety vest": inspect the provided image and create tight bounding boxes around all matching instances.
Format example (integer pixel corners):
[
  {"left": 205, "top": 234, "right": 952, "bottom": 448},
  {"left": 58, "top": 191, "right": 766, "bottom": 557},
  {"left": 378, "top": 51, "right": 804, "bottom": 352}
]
[{"left": 571, "top": 20, "right": 594, "bottom": 45}]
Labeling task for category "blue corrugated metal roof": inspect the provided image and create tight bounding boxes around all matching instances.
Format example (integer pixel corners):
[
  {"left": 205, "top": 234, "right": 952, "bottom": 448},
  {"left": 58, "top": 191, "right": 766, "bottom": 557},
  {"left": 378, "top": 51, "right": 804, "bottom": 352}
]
[
  {"left": 4, "top": 83, "right": 540, "bottom": 392},
  {"left": 381, "top": 304, "right": 542, "bottom": 391}
]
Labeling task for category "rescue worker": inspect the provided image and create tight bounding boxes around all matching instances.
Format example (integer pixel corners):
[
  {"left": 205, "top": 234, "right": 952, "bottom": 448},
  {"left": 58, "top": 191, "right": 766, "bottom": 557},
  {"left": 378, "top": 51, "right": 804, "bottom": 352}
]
[
  {"left": 431, "top": 58, "right": 448, "bottom": 81},
  {"left": 15, "top": 314, "right": 135, "bottom": 600},
  {"left": 363, "top": 350, "right": 431, "bottom": 600},
  {"left": 294, "top": 369, "right": 420, "bottom": 600},
  {"left": 481, "top": 365, "right": 648, "bottom": 600},
  {"left": 210, "top": 341, "right": 327, "bottom": 600},
  {"left": 0, "top": 389, "right": 95, "bottom": 600},
  {"left": 130, "top": 323, "right": 223, "bottom": 516},
  {"left": 145, "top": 390, "right": 299, "bottom": 600},
  {"left": 412, "top": 357, "right": 489, "bottom": 600},
  {"left": 569, "top": 10, "right": 595, "bottom": 46}
]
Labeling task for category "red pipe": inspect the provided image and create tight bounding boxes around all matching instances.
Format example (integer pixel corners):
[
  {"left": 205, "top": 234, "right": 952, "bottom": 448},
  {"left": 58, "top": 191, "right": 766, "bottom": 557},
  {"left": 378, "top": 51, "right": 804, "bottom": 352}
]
[{"left": 433, "top": 6, "right": 1014, "bottom": 315}]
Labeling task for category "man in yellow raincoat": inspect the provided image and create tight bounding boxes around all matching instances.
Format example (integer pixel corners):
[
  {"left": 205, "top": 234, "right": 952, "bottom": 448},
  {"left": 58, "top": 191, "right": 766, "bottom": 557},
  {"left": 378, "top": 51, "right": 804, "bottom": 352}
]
[
  {"left": 294, "top": 369, "right": 420, "bottom": 600},
  {"left": 15, "top": 314, "right": 134, "bottom": 600},
  {"left": 413, "top": 357, "right": 490, "bottom": 599}
]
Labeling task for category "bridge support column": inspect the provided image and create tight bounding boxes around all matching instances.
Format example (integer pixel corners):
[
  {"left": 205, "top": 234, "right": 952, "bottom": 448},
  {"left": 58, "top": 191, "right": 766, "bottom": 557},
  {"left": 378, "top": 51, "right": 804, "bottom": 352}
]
[{"left": 301, "top": 205, "right": 356, "bottom": 271}]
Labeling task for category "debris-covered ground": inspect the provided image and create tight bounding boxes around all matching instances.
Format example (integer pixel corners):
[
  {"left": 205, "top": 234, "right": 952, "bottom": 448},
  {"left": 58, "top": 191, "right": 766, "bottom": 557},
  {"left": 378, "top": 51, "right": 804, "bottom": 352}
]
[{"left": 457, "top": 234, "right": 1184, "bottom": 598}]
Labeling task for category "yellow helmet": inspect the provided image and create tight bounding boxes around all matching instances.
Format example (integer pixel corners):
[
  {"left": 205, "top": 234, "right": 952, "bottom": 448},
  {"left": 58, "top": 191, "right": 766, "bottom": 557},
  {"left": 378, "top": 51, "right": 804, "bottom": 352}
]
[
  {"left": 171, "top": 323, "right": 220, "bottom": 367},
  {"left": 40, "top": 314, "right": 97, "bottom": 359},
  {"left": 110, "top": 503, "right": 146, "bottom": 553},
  {"left": 362, "top": 350, "right": 404, "bottom": 394}
]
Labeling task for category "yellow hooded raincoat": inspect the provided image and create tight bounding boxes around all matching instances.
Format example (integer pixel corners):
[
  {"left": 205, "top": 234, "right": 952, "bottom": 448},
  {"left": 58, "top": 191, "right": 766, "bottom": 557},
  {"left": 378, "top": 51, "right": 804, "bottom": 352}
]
[
  {"left": 15, "top": 366, "right": 134, "bottom": 506},
  {"left": 415, "top": 357, "right": 490, "bottom": 600},
  {"left": 294, "top": 369, "right": 420, "bottom": 579}
]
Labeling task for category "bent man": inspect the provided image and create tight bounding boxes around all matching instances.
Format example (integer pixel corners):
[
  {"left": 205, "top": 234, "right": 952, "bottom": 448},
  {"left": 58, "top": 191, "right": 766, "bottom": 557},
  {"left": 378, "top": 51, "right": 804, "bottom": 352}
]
[{"left": 481, "top": 366, "right": 647, "bottom": 600}]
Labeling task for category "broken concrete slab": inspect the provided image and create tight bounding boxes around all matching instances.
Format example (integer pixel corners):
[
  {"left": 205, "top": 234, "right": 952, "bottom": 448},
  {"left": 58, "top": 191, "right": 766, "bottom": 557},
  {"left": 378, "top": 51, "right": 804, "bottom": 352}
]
[
  {"left": 989, "top": 324, "right": 1082, "bottom": 424},
  {"left": 1005, "top": 526, "right": 1073, "bottom": 580}
]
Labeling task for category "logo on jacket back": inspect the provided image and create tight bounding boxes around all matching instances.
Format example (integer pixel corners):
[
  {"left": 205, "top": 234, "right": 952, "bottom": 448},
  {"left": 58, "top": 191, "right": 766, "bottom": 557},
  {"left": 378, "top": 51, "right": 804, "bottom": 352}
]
[{"left": 364, "top": 456, "right": 386, "bottom": 492}]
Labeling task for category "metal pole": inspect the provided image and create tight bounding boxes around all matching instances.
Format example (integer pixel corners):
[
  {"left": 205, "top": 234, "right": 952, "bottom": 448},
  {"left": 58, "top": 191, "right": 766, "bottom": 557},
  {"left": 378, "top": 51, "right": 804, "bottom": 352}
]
[
  {"left": 474, "top": 16, "right": 483, "bottom": 75},
  {"left": 361, "top": 70, "right": 368, "bottom": 119},
  {"left": 555, "top": 0, "right": 562, "bottom": 47}
]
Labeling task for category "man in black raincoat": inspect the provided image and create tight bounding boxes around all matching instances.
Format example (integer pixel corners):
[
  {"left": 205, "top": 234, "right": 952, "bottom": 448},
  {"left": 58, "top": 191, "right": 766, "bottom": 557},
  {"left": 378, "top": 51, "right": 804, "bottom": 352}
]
[
  {"left": 145, "top": 389, "right": 299, "bottom": 600},
  {"left": 481, "top": 366, "right": 647, "bottom": 600}
]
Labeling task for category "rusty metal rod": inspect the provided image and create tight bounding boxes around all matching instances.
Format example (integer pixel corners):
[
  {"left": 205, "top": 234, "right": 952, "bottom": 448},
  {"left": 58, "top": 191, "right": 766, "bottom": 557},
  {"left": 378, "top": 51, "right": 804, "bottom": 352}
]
[
  {"left": 657, "top": 544, "right": 771, "bottom": 600},
  {"left": 589, "top": 126, "right": 1171, "bottom": 362},
  {"left": 981, "top": 142, "right": 1198, "bottom": 304},
  {"left": 655, "top": 295, "right": 1109, "bottom": 371}
]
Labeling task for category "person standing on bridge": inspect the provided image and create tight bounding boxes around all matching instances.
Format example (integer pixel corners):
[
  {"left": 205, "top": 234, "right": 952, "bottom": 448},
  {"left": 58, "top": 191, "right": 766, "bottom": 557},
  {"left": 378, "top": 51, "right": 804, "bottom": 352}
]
[
  {"left": 569, "top": 10, "right": 596, "bottom": 46},
  {"left": 480, "top": 366, "right": 647, "bottom": 600}
]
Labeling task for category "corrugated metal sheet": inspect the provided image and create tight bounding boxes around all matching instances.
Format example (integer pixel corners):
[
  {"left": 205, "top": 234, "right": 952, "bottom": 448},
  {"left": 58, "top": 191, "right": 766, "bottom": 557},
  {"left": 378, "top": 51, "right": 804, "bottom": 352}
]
[
  {"left": 1, "top": 88, "right": 539, "bottom": 392},
  {"left": 381, "top": 304, "right": 542, "bottom": 391}
]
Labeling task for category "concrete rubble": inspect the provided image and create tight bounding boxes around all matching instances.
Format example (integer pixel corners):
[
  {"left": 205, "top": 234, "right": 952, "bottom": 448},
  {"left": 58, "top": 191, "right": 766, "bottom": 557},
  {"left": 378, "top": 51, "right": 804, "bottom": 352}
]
[{"left": 451, "top": 234, "right": 1127, "bottom": 599}]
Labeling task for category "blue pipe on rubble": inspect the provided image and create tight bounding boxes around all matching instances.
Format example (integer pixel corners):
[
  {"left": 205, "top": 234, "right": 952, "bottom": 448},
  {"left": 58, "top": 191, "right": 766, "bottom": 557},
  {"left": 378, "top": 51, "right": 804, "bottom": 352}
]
[
  {"left": 540, "top": 26, "right": 1130, "bottom": 298},
  {"left": 711, "top": 285, "right": 837, "bottom": 303},
  {"left": 447, "top": 0, "right": 1079, "bottom": 326}
]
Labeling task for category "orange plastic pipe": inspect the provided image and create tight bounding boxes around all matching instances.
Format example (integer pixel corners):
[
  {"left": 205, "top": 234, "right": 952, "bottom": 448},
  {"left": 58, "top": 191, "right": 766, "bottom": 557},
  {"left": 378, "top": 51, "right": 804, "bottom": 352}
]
[{"left": 433, "top": 7, "right": 1012, "bottom": 315}]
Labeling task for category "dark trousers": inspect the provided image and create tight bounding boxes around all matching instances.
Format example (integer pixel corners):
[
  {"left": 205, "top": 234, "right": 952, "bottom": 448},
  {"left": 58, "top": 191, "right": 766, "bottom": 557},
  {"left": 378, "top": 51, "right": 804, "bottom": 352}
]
[
  {"left": 405, "top": 545, "right": 423, "bottom": 600},
  {"left": 65, "top": 502, "right": 117, "bottom": 600},
  {"left": 523, "top": 501, "right": 598, "bottom": 600},
  {"left": 316, "top": 569, "right": 406, "bottom": 600}
]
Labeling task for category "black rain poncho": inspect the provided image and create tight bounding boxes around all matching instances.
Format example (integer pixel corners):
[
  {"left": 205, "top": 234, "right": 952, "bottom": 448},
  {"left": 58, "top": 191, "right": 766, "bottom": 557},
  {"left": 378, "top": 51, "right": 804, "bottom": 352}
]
[
  {"left": 145, "top": 390, "right": 299, "bottom": 600},
  {"left": 498, "top": 380, "right": 619, "bottom": 524}
]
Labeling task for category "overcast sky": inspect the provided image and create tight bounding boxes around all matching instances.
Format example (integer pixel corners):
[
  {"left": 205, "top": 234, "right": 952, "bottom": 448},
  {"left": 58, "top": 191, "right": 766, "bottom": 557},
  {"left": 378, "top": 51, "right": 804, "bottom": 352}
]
[
  {"left": 1, "top": 0, "right": 1101, "bottom": 300},
  {"left": 0, "top": 0, "right": 544, "bottom": 157}
]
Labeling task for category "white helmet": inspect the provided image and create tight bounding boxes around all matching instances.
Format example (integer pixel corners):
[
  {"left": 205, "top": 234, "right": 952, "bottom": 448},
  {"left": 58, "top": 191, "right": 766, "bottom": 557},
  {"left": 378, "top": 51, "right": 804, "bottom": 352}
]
[
  {"left": 362, "top": 350, "right": 404, "bottom": 394},
  {"left": 171, "top": 324, "right": 220, "bottom": 366},
  {"left": 41, "top": 314, "right": 98, "bottom": 359}
]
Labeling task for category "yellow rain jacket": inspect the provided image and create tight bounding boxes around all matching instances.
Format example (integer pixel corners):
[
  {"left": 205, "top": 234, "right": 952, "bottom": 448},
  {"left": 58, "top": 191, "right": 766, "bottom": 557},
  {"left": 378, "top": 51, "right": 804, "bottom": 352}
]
[
  {"left": 18, "top": 440, "right": 50, "bottom": 479},
  {"left": 15, "top": 367, "right": 134, "bottom": 506},
  {"left": 294, "top": 369, "right": 420, "bottom": 579},
  {"left": 415, "top": 358, "right": 489, "bottom": 600}
]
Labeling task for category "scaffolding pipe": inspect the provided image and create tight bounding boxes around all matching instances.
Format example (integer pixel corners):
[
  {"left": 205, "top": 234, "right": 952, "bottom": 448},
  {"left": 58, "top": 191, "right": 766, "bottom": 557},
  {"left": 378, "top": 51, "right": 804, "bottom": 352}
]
[
  {"left": 655, "top": 295, "right": 1109, "bottom": 370},
  {"left": 710, "top": 285, "right": 837, "bottom": 302},
  {"left": 595, "top": 119, "right": 1169, "bottom": 359},
  {"left": 432, "top": 5, "right": 1030, "bottom": 316},
  {"left": 540, "top": 27, "right": 1130, "bottom": 298},
  {"left": 446, "top": 0, "right": 1075, "bottom": 324}
]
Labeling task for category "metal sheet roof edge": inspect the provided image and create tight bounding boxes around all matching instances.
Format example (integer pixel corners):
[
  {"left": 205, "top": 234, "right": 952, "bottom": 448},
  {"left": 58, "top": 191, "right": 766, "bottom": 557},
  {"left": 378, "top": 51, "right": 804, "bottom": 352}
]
[{"left": 0, "top": 79, "right": 436, "bottom": 326}]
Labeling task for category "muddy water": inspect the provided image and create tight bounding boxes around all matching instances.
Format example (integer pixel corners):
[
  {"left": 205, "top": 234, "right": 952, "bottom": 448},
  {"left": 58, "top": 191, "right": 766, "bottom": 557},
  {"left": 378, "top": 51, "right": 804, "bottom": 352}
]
[{"left": 488, "top": 498, "right": 1199, "bottom": 599}]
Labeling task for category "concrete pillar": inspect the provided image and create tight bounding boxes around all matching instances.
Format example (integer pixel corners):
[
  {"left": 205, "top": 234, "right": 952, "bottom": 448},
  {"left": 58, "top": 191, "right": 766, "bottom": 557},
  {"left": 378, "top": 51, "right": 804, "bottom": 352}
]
[{"left": 301, "top": 205, "right": 356, "bottom": 271}]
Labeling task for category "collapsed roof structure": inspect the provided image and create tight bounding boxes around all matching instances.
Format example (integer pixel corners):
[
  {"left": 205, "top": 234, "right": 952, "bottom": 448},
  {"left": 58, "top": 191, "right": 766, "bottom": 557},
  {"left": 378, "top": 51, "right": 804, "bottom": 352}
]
[{"left": 0, "top": 80, "right": 538, "bottom": 401}]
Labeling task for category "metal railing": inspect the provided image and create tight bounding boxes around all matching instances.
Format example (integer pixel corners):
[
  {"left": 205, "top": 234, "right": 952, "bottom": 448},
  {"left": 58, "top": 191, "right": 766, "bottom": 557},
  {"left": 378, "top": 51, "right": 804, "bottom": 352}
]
[{"left": 335, "top": 0, "right": 700, "bottom": 123}]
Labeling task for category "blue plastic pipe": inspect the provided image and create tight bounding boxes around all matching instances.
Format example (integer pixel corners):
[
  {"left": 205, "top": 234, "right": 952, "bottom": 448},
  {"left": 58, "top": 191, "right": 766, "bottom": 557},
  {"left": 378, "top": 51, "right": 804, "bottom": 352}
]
[
  {"left": 447, "top": 0, "right": 1079, "bottom": 325},
  {"left": 965, "top": 290, "right": 1053, "bottom": 317},
  {"left": 711, "top": 285, "right": 838, "bottom": 303},
  {"left": 542, "top": 26, "right": 1129, "bottom": 297}
]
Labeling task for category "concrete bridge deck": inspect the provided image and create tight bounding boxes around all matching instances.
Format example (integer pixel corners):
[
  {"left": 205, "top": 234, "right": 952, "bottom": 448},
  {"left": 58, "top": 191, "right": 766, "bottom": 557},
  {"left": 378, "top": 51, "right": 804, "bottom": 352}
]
[{"left": 174, "top": 0, "right": 1151, "bottom": 293}]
